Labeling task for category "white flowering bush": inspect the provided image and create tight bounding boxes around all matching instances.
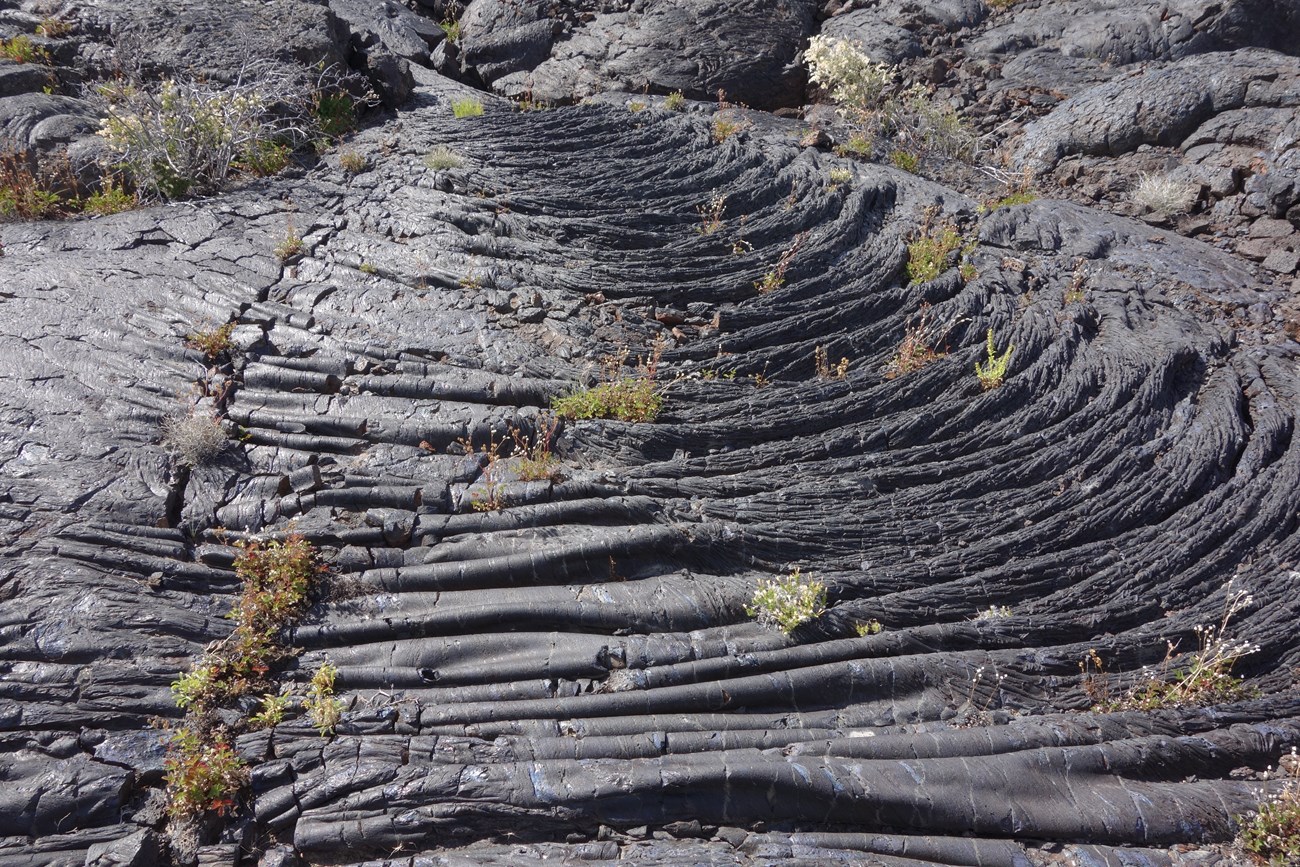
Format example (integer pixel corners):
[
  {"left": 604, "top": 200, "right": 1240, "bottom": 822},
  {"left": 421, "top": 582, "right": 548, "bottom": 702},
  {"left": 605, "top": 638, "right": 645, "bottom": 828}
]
[
  {"left": 806, "top": 35, "right": 974, "bottom": 163},
  {"left": 806, "top": 35, "right": 893, "bottom": 120},
  {"left": 97, "top": 61, "right": 355, "bottom": 200},
  {"left": 746, "top": 569, "right": 827, "bottom": 636}
]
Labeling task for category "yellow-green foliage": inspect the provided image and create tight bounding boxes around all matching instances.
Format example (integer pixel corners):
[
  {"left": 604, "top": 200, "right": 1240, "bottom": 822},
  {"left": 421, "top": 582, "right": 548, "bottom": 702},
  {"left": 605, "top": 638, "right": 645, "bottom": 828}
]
[
  {"left": 553, "top": 378, "right": 661, "bottom": 423},
  {"left": 1, "top": 36, "right": 50, "bottom": 64},
  {"left": 890, "top": 149, "right": 920, "bottom": 173},
  {"left": 84, "top": 178, "right": 137, "bottom": 215},
  {"left": 906, "top": 218, "right": 964, "bottom": 284},
  {"left": 305, "top": 661, "right": 343, "bottom": 736},
  {"left": 185, "top": 321, "right": 236, "bottom": 360},
  {"left": 452, "top": 97, "right": 484, "bottom": 118},
  {"left": 974, "top": 329, "right": 1013, "bottom": 390},
  {"left": 746, "top": 568, "right": 827, "bottom": 636},
  {"left": 553, "top": 349, "right": 664, "bottom": 423}
]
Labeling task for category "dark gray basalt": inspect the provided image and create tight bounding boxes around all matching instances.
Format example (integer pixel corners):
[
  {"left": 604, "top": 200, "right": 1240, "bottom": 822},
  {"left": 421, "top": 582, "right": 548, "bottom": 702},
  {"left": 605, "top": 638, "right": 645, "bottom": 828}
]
[
  {"left": 1, "top": 1, "right": 1300, "bottom": 866},
  {"left": 458, "top": 0, "right": 817, "bottom": 109}
]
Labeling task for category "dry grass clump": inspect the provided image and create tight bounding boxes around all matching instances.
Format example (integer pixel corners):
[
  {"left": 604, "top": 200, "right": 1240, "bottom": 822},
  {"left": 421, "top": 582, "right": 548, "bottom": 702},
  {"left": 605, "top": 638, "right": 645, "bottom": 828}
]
[
  {"left": 1131, "top": 172, "right": 1194, "bottom": 216},
  {"left": 161, "top": 412, "right": 229, "bottom": 467}
]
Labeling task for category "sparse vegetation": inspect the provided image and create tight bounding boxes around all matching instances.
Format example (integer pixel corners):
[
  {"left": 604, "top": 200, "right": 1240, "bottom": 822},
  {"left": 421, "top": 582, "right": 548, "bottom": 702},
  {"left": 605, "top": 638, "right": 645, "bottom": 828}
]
[
  {"left": 552, "top": 345, "right": 664, "bottom": 423},
  {"left": 185, "top": 321, "right": 236, "bottom": 360},
  {"left": 696, "top": 192, "right": 726, "bottom": 235},
  {"left": 511, "top": 415, "right": 561, "bottom": 482},
  {"left": 161, "top": 411, "right": 229, "bottom": 467},
  {"left": 1093, "top": 581, "right": 1259, "bottom": 712},
  {"left": 0, "top": 151, "right": 80, "bottom": 220},
  {"left": 164, "top": 535, "right": 323, "bottom": 818},
  {"left": 746, "top": 568, "right": 828, "bottom": 636},
  {"left": 339, "top": 149, "right": 367, "bottom": 174},
  {"left": 1064, "top": 258, "right": 1089, "bottom": 303},
  {"left": 1, "top": 35, "right": 50, "bottom": 64},
  {"left": 313, "top": 91, "right": 356, "bottom": 139},
  {"left": 452, "top": 97, "right": 484, "bottom": 118},
  {"left": 989, "top": 190, "right": 1037, "bottom": 209},
  {"left": 974, "top": 329, "right": 1014, "bottom": 390},
  {"left": 424, "top": 145, "right": 464, "bottom": 170},
  {"left": 459, "top": 430, "right": 507, "bottom": 512},
  {"left": 1237, "top": 749, "right": 1300, "bottom": 865},
  {"left": 163, "top": 729, "right": 247, "bottom": 818},
  {"left": 664, "top": 91, "right": 686, "bottom": 111},
  {"left": 890, "top": 148, "right": 920, "bottom": 173},
  {"left": 834, "top": 133, "right": 873, "bottom": 157},
  {"left": 712, "top": 116, "right": 744, "bottom": 144},
  {"left": 754, "top": 232, "right": 805, "bottom": 293},
  {"left": 249, "top": 692, "right": 290, "bottom": 729},
  {"left": 815, "top": 345, "right": 850, "bottom": 380},
  {"left": 884, "top": 303, "right": 948, "bottom": 379},
  {"left": 305, "top": 661, "right": 344, "bottom": 737},
  {"left": 1131, "top": 172, "right": 1194, "bottom": 217},
  {"left": 83, "top": 178, "right": 137, "bottom": 215},
  {"left": 274, "top": 221, "right": 303, "bottom": 261},
  {"left": 906, "top": 213, "right": 967, "bottom": 284},
  {"left": 36, "top": 17, "right": 73, "bottom": 38}
]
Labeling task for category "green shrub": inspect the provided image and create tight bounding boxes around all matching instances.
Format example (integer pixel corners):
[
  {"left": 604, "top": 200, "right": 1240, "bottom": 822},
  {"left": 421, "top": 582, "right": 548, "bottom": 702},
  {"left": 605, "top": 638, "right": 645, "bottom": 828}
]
[
  {"left": 746, "top": 568, "right": 827, "bottom": 636},
  {"left": 236, "top": 139, "right": 291, "bottom": 176},
  {"left": 313, "top": 91, "right": 355, "bottom": 139},
  {"left": 1, "top": 36, "right": 49, "bottom": 64},
  {"left": 974, "top": 329, "right": 1013, "bottom": 390},
  {"left": 890, "top": 148, "right": 920, "bottom": 173},
  {"left": 185, "top": 321, "right": 235, "bottom": 360},
  {"left": 553, "top": 378, "right": 661, "bottom": 423},
  {"left": 906, "top": 216, "right": 965, "bottom": 284},
  {"left": 452, "top": 97, "right": 484, "bottom": 118},
  {"left": 249, "top": 692, "right": 290, "bottom": 729},
  {"left": 84, "top": 178, "right": 137, "bottom": 215},
  {"left": 163, "top": 728, "right": 247, "bottom": 818},
  {"left": 553, "top": 348, "right": 664, "bottom": 423},
  {"left": 856, "top": 619, "right": 882, "bottom": 636}
]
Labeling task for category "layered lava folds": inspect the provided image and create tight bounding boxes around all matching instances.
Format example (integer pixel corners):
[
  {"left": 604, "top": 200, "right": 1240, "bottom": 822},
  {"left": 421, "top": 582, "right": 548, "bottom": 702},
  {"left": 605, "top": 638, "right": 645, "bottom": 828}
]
[{"left": 1, "top": 95, "right": 1299, "bottom": 866}]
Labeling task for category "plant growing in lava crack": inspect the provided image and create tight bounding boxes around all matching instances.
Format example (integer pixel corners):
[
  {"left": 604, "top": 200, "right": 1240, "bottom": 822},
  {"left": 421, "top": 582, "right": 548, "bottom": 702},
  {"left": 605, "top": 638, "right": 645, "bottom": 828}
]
[{"left": 747, "top": 568, "right": 828, "bottom": 636}]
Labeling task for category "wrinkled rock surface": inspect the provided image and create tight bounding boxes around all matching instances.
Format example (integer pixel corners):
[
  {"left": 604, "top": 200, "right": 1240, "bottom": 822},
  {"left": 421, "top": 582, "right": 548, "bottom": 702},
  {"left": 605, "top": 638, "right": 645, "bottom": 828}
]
[{"left": 0, "top": 0, "right": 1299, "bottom": 865}]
